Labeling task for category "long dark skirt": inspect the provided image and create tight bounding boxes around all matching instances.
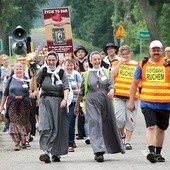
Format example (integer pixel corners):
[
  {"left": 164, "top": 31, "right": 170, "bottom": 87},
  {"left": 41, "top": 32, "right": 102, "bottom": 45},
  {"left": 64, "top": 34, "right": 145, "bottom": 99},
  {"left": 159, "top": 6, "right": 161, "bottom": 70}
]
[
  {"left": 39, "top": 96, "right": 69, "bottom": 156},
  {"left": 8, "top": 100, "right": 32, "bottom": 144},
  {"left": 86, "top": 91, "right": 125, "bottom": 155}
]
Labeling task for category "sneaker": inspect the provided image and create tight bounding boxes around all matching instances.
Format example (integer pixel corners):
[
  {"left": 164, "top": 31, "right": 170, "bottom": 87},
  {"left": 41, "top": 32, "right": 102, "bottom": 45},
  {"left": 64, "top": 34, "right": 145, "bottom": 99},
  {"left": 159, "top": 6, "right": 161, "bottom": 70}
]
[
  {"left": 68, "top": 146, "right": 75, "bottom": 152},
  {"left": 146, "top": 152, "right": 157, "bottom": 163},
  {"left": 125, "top": 143, "right": 132, "bottom": 150},
  {"left": 52, "top": 155, "right": 61, "bottom": 162},
  {"left": 155, "top": 154, "right": 165, "bottom": 162},
  {"left": 85, "top": 138, "right": 90, "bottom": 145},
  {"left": 39, "top": 153, "right": 51, "bottom": 163}
]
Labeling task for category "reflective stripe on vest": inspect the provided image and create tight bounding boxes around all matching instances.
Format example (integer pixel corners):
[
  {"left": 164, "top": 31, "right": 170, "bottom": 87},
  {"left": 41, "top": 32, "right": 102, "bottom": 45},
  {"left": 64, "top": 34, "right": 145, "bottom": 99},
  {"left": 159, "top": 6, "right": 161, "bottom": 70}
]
[
  {"left": 140, "top": 58, "right": 170, "bottom": 102},
  {"left": 114, "top": 63, "right": 139, "bottom": 98}
]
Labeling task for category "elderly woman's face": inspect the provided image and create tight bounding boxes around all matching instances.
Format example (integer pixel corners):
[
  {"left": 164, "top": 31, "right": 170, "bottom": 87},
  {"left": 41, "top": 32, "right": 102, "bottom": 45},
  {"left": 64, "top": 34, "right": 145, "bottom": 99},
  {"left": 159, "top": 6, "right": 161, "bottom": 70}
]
[
  {"left": 91, "top": 53, "right": 101, "bottom": 68},
  {"left": 14, "top": 66, "right": 24, "bottom": 78},
  {"left": 46, "top": 55, "right": 58, "bottom": 69}
]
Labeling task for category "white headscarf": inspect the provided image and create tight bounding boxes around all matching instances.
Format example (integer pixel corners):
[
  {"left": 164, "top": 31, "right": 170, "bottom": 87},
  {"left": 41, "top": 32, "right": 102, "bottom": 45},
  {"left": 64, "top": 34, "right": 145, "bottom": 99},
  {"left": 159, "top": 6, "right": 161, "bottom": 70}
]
[{"left": 46, "top": 66, "right": 62, "bottom": 85}]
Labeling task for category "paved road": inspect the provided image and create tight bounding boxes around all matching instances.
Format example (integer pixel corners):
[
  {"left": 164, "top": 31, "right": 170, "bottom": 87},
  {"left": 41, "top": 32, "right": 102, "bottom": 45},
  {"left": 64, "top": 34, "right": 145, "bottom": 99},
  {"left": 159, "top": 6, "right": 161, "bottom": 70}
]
[{"left": 0, "top": 110, "right": 170, "bottom": 170}]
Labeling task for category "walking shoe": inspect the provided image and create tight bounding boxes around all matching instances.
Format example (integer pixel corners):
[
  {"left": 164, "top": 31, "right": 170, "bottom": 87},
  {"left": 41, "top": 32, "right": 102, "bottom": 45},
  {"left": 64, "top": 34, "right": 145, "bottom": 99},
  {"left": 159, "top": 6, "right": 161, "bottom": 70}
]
[
  {"left": 68, "top": 146, "right": 75, "bottom": 152},
  {"left": 14, "top": 144, "right": 21, "bottom": 151},
  {"left": 146, "top": 152, "right": 157, "bottom": 163},
  {"left": 21, "top": 144, "right": 27, "bottom": 149},
  {"left": 155, "top": 154, "right": 165, "bottom": 162},
  {"left": 85, "top": 137, "right": 90, "bottom": 145},
  {"left": 29, "top": 136, "right": 34, "bottom": 142},
  {"left": 94, "top": 155, "right": 104, "bottom": 162},
  {"left": 39, "top": 153, "right": 51, "bottom": 163},
  {"left": 52, "top": 155, "right": 61, "bottom": 162},
  {"left": 76, "top": 136, "right": 84, "bottom": 140},
  {"left": 125, "top": 143, "right": 132, "bottom": 150},
  {"left": 26, "top": 141, "right": 31, "bottom": 147}
]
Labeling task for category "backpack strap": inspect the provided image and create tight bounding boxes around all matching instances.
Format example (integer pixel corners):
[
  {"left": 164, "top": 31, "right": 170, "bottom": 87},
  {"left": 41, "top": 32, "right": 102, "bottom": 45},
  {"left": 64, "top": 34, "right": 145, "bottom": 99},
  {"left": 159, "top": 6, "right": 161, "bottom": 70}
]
[
  {"left": 39, "top": 67, "right": 65, "bottom": 89},
  {"left": 58, "top": 68, "right": 64, "bottom": 80},
  {"left": 39, "top": 67, "right": 47, "bottom": 89},
  {"left": 5, "top": 76, "right": 13, "bottom": 93},
  {"left": 141, "top": 57, "right": 149, "bottom": 68}
]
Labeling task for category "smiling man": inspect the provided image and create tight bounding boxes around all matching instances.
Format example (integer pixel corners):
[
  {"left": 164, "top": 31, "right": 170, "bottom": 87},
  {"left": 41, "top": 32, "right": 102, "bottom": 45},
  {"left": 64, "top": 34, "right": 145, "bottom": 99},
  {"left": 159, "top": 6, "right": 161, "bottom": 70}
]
[{"left": 128, "top": 40, "right": 170, "bottom": 163}]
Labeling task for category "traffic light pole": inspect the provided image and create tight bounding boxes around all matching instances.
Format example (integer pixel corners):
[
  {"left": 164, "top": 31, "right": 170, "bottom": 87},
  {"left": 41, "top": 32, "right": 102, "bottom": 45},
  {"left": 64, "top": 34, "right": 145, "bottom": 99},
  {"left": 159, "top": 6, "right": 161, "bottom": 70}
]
[{"left": 8, "top": 36, "right": 13, "bottom": 57}]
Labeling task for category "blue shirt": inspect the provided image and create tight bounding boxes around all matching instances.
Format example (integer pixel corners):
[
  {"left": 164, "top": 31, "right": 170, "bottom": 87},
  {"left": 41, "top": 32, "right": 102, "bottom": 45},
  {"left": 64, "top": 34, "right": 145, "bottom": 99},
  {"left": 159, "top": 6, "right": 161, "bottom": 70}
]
[
  {"left": 68, "top": 70, "right": 82, "bottom": 103},
  {"left": 134, "top": 66, "right": 170, "bottom": 110}
]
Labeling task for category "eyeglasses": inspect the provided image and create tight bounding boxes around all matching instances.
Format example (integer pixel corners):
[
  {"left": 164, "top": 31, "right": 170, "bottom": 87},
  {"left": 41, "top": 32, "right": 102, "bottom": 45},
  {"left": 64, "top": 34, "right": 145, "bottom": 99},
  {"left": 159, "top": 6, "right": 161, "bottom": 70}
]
[{"left": 165, "top": 51, "right": 170, "bottom": 53}]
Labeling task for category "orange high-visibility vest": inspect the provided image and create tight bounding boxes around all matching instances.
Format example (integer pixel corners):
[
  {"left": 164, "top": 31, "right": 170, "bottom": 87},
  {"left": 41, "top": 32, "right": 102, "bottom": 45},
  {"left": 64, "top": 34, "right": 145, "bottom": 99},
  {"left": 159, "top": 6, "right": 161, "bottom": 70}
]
[
  {"left": 140, "top": 58, "right": 170, "bottom": 103},
  {"left": 113, "top": 60, "right": 139, "bottom": 98}
]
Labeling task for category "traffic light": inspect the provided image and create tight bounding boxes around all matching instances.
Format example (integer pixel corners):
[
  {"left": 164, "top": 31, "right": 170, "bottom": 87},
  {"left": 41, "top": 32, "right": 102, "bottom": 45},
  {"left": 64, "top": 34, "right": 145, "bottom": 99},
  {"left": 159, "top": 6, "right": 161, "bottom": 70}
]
[{"left": 12, "top": 25, "right": 27, "bottom": 55}]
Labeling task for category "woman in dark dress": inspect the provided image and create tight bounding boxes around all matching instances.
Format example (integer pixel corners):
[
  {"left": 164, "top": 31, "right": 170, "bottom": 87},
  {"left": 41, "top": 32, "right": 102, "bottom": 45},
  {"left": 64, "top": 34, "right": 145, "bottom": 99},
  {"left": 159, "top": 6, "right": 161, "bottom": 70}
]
[
  {"left": 0, "top": 62, "right": 34, "bottom": 151},
  {"left": 37, "top": 51, "right": 69, "bottom": 163},
  {"left": 74, "top": 51, "right": 125, "bottom": 162}
]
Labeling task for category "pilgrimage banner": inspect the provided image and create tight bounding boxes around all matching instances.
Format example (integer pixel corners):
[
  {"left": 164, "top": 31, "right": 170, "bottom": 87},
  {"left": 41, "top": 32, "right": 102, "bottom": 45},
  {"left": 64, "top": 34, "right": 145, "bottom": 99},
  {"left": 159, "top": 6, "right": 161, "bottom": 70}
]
[{"left": 43, "top": 7, "right": 73, "bottom": 53}]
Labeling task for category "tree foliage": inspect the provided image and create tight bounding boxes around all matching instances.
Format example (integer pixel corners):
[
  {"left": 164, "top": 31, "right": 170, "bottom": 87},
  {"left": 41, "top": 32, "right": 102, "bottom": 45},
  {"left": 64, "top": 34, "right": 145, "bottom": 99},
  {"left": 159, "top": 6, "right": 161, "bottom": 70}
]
[
  {"left": 1, "top": 0, "right": 170, "bottom": 55},
  {"left": 0, "top": 0, "right": 48, "bottom": 53},
  {"left": 63, "top": 0, "right": 114, "bottom": 49},
  {"left": 158, "top": 3, "right": 170, "bottom": 46},
  {"left": 62, "top": 0, "right": 170, "bottom": 56}
]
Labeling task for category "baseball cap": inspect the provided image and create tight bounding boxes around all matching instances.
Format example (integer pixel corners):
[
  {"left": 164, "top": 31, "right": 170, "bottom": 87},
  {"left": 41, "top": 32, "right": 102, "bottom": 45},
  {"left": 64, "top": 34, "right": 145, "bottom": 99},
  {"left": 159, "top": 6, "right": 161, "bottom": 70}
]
[{"left": 149, "top": 40, "right": 163, "bottom": 49}]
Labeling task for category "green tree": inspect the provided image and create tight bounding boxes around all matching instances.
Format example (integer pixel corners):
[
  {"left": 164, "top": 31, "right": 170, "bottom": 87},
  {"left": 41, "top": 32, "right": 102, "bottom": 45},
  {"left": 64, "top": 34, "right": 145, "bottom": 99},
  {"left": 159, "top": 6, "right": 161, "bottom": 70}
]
[
  {"left": 0, "top": 0, "right": 48, "bottom": 54},
  {"left": 62, "top": 0, "right": 114, "bottom": 49},
  {"left": 0, "top": 0, "right": 15, "bottom": 53},
  {"left": 62, "top": 0, "right": 170, "bottom": 54},
  {"left": 139, "top": 0, "right": 170, "bottom": 41},
  {"left": 159, "top": 3, "right": 170, "bottom": 46}
]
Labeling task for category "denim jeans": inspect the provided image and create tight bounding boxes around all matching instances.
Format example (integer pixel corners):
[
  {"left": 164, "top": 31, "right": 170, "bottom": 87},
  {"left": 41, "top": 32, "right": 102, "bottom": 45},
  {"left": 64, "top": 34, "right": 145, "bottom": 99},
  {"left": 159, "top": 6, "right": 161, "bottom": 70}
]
[
  {"left": 84, "top": 114, "right": 89, "bottom": 137},
  {"left": 68, "top": 102, "right": 76, "bottom": 147}
]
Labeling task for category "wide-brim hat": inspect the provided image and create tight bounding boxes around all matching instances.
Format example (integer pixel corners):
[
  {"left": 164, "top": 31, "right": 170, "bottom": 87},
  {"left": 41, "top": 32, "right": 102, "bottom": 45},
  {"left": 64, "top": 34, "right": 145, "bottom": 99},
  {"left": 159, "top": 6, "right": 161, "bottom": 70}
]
[
  {"left": 103, "top": 43, "right": 119, "bottom": 54},
  {"left": 74, "top": 45, "right": 88, "bottom": 56}
]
